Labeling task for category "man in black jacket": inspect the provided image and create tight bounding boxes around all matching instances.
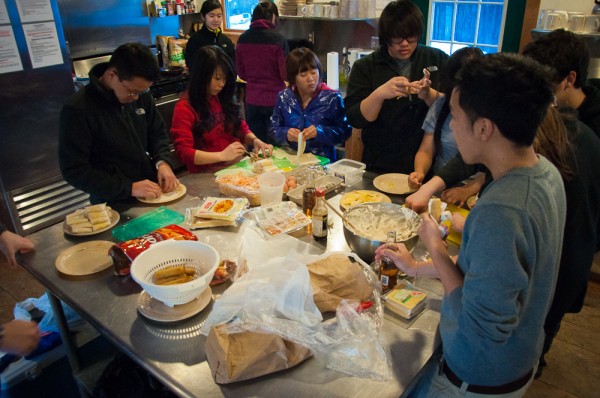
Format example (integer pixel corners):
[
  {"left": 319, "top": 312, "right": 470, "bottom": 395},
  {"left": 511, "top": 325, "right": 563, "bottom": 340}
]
[
  {"left": 345, "top": 0, "right": 448, "bottom": 174},
  {"left": 59, "top": 43, "right": 178, "bottom": 204},
  {"left": 523, "top": 29, "right": 600, "bottom": 138}
]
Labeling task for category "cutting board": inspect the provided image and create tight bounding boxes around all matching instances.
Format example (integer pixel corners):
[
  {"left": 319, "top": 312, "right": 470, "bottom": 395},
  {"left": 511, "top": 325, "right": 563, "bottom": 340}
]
[{"left": 214, "top": 147, "right": 329, "bottom": 177}]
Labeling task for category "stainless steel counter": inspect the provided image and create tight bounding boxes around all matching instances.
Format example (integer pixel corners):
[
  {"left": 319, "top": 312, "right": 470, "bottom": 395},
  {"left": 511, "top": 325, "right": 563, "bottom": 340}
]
[{"left": 19, "top": 171, "right": 451, "bottom": 398}]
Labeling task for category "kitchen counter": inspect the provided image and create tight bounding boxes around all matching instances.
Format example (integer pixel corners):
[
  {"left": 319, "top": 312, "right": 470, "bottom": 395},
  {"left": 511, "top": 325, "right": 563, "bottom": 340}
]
[{"left": 19, "top": 171, "right": 452, "bottom": 397}]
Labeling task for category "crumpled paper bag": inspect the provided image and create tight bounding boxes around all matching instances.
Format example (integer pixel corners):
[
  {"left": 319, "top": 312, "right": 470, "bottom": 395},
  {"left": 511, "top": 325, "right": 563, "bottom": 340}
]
[
  {"left": 205, "top": 323, "right": 313, "bottom": 384},
  {"left": 307, "top": 253, "right": 373, "bottom": 312}
]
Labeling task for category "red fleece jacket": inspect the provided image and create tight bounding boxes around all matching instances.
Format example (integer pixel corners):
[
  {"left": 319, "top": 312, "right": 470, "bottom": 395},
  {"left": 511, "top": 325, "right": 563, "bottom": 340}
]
[{"left": 170, "top": 94, "right": 251, "bottom": 173}]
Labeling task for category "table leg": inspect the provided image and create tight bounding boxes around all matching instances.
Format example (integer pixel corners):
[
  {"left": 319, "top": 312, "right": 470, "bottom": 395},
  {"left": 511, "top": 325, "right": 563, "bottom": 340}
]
[{"left": 47, "top": 290, "right": 81, "bottom": 373}]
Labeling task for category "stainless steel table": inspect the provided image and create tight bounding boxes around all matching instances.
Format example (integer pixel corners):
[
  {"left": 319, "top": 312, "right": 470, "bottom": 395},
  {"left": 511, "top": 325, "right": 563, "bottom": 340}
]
[{"left": 20, "top": 171, "right": 451, "bottom": 397}]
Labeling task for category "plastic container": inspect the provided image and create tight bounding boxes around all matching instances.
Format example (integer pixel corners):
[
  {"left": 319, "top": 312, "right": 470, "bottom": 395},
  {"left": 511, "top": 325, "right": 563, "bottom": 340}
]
[
  {"left": 258, "top": 172, "right": 286, "bottom": 207},
  {"left": 130, "top": 240, "right": 220, "bottom": 307},
  {"left": 287, "top": 175, "right": 343, "bottom": 205},
  {"left": 112, "top": 206, "right": 184, "bottom": 242},
  {"left": 327, "top": 159, "right": 366, "bottom": 186},
  {"left": 215, "top": 174, "right": 261, "bottom": 206}
]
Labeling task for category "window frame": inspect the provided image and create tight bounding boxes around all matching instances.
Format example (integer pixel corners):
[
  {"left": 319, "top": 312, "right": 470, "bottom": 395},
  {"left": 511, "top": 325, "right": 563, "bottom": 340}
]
[{"left": 425, "top": 0, "right": 508, "bottom": 54}]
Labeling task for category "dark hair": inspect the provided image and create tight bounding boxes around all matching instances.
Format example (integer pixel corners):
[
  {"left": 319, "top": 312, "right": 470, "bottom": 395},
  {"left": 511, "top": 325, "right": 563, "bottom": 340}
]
[
  {"left": 286, "top": 47, "right": 322, "bottom": 85},
  {"left": 455, "top": 53, "right": 555, "bottom": 147},
  {"left": 187, "top": 46, "right": 242, "bottom": 142},
  {"left": 252, "top": 1, "right": 279, "bottom": 23},
  {"left": 200, "top": 0, "right": 222, "bottom": 17},
  {"left": 534, "top": 106, "right": 576, "bottom": 181},
  {"left": 378, "top": 0, "right": 424, "bottom": 49},
  {"left": 522, "top": 29, "right": 590, "bottom": 88},
  {"left": 109, "top": 43, "right": 160, "bottom": 82},
  {"left": 440, "top": 47, "right": 483, "bottom": 99}
]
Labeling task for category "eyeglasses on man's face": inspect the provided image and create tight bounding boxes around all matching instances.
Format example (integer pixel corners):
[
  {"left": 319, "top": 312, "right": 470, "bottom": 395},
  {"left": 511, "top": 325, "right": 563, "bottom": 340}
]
[
  {"left": 390, "top": 36, "right": 419, "bottom": 46},
  {"left": 119, "top": 79, "right": 150, "bottom": 97}
]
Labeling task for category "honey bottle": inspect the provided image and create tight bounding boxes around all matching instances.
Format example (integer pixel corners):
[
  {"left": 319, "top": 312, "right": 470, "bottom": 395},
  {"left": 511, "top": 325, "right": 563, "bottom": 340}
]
[{"left": 380, "top": 231, "right": 399, "bottom": 293}]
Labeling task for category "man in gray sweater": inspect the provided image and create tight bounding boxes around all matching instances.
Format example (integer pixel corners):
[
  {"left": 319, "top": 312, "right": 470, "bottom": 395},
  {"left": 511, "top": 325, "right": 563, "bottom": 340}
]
[{"left": 377, "top": 53, "right": 566, "bottom": 397}]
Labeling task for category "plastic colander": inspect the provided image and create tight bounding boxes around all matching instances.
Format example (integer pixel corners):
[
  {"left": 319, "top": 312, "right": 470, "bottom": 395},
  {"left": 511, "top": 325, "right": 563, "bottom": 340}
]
[{"left": 130, "top": 240, "right": 220, "bottom": 307}]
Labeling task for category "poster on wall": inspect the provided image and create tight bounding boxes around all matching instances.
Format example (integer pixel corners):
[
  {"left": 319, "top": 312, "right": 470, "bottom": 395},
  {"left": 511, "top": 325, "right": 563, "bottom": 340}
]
[
  {"left": 22, "top": 21, "right": 62, "bottom": 68},
  {"left": 0, "top": 0, "right": 10, "bottom": 24},
  {"left": 16, "top": 0, "right": 53, "bottom": 23},
  {"left": 0, "top": 26, "right": 23, "bottom": 74}
]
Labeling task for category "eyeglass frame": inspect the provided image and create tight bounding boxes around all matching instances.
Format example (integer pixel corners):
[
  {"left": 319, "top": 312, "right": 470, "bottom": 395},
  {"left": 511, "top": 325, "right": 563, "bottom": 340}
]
[
  {"left": 389, "top": 36, "right": 419, "bottom": 45},
  {"left": 119, "top": 78, "right": 151, "bottom": 97}
]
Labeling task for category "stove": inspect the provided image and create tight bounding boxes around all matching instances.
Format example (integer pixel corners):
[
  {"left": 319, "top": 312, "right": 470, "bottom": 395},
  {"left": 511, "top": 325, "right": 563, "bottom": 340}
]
[{"left": 150, "top": 73, "right": 190, "bottom": 99}]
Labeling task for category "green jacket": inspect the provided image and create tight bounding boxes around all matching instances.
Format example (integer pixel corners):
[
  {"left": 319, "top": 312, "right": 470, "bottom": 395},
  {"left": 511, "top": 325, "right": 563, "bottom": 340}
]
[
  {"left": 59, "top": 63, "right": 173, "bottom": 204},
  {"left": 345, "top": 45, "right": 448, "bottom": 173}
]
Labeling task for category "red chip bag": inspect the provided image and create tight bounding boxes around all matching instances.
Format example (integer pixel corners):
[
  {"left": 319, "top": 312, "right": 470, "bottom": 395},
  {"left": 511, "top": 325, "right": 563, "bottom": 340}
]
[{"left": 109, "top": 224, "right": 197, "bottom": 276}]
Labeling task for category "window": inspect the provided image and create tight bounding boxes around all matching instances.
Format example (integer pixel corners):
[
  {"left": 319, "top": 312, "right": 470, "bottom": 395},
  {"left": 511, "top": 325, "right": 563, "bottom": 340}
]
[
  {"left": 224, "top": 0, "right": 258, "bottom": 30},
  {"left": 427, "top": 0, "right": 507, "bottom": 55}
]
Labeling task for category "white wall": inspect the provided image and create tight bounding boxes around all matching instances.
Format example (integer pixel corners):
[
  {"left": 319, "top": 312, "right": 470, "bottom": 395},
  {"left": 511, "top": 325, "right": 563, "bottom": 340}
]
[{"left": 538, "top": 0, "right": 593, "bottom": 14}]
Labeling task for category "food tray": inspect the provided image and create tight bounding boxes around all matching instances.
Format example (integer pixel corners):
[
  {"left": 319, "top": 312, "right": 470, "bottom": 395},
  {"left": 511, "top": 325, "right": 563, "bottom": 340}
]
[
  {"left": 249, "top": 202, "right": 311, "bottom": 236},
  {"left": 287, "top": 175, "right": 344, "bottom": 205}
]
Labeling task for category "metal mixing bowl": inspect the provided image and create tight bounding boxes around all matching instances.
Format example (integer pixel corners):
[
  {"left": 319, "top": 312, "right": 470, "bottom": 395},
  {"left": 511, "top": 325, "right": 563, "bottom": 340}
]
[{"left": 342, "top": 203, "right": 421, "bottom": 263}]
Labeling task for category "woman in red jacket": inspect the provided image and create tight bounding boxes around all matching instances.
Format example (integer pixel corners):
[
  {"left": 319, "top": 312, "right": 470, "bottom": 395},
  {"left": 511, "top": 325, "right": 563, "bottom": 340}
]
[{"left": 171, "top": 46, "right": 272, "bottom": 173}]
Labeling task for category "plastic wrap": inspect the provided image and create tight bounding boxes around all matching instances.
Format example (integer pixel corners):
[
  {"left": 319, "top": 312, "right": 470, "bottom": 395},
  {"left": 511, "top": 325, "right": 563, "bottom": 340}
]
[{"left": 201, "top": 243, "right": 392, "bottom": 381}]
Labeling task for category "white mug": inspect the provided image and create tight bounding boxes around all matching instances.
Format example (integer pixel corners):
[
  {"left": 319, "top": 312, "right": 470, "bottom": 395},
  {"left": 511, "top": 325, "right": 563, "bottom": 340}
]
[
  {"left": 583, "top": 15, "right": 600, "bottom": 33},
  {"left": 297, "top": 4, "right": 307, "bottom": 16},
  {"left": 567, "top": 14, "right": 586, "bottom": 32},
  {"left": 323, "top": 5, "right": 331, "bottom": 17},
  {"left": 314, "top": 4, "right": 324, "bottom": 17},
  {"left": 537, "top": 9, "right": 554, "bottom": 29},
  {"left": 542, "top": 12, "right": 567, "bottom": 30},
  {"left": 329, "top": 4, "right": 338, "bottom": 18}
]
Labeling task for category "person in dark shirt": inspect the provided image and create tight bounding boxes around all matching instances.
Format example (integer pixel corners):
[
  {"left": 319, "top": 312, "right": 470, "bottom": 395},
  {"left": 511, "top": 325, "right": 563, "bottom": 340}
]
[
  {"left": 59, "top": 43, "right": 178, "bottom": 204},
  {"left": 236, "top": 1, "right": 288, "bottom": 145},
  {"left": 523, "top": 29, "right": 600, "bottom": 137},
  {"left": 344, "top": 0, "right": 448, "bottom": 174},
  {"left": 184, "top": 0, "right": 236, "bottom": 70}
]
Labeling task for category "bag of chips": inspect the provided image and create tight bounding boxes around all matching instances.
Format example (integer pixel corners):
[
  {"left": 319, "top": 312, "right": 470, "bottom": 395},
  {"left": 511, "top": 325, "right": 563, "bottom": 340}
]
[{"left": 109, "top": 224, "right": 197, "bottom": 276}]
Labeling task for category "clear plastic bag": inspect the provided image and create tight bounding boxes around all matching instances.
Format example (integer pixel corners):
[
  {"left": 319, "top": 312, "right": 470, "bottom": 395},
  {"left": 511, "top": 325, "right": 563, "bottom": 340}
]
[{"left": 200, "top": 246, "right": 392, "bottom": 381}]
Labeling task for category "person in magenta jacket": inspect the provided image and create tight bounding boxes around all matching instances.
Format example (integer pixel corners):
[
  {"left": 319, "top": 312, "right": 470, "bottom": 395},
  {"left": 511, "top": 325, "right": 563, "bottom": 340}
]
[
  {"left": 236, "top": 2, "right": 288, "bottom": 145},
  {"left": 269, "top": 48, "right": 351, "bottom": 161},
  {"left": 171, "top": 46, "right": 272, "bottom": 173}
]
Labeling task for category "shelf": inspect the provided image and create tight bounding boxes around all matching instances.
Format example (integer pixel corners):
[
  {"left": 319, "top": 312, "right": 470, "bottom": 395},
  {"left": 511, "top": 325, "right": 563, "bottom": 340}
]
[{"left": 280, "top": 15, "right": 377, "bottom": 22}]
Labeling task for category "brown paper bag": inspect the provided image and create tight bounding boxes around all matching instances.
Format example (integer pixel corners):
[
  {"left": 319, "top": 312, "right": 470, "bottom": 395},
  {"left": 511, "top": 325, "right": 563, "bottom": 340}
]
[
  {"left": 307, "top": 253, "right": 372, "bottom": 312},
  {"left": 205, "top": 324, "right": 313, "bottom": 384}
]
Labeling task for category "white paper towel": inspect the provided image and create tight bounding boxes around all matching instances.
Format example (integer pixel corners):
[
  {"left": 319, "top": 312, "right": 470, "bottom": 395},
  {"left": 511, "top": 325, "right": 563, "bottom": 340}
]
[{"left": 327, "top": 52, "right": 339, "bottom": 90}]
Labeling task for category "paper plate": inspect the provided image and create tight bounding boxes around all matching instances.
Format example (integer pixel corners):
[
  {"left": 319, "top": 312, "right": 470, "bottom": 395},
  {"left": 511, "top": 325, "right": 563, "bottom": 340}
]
[
  {"left": 137, "top": 286, "right": 212, "bottom": 323},
  {"left": 373, "top": 173, "right": 415, "bottom": 195},
  {"left": 138, "top": 183, "right": 187, "bottom": 204},
  {"left": 340, "top": 190, "right": 392, "bottom": 210},
  {"left": 55, "top": 241, "right": 114, "bottom": 276},
  {"left": 63, "top": 210, "right": 120, "bottom": 236}
]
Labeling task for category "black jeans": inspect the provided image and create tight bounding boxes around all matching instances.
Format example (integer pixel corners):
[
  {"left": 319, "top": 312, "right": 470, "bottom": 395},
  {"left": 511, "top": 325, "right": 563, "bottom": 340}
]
[{"left": 245, "top": 105, "right": 275, "bottom": 145}]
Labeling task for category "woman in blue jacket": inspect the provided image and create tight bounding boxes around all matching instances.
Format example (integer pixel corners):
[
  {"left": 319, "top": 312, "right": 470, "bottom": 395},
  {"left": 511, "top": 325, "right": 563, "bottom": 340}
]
[{"left": 269, "top": 48, "right": 352, "bottom": 161}]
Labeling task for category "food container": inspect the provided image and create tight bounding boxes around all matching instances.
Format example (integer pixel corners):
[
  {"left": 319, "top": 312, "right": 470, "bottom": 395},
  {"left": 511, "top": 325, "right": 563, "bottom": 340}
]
[
  {"left": 342, "top": 203, "right": 421, "bottom": 263},
  {"left": 215, "top": 174, "right": 261, "bottom": 206},
  {"left": 327, "top": 159, "right": 366, "bottom": 186},
  {"left": 130, "top": 240, "right": 220, "bottom": 307},
  {"left": 287, "top": 175, "right": 343, "bottom": 205}
]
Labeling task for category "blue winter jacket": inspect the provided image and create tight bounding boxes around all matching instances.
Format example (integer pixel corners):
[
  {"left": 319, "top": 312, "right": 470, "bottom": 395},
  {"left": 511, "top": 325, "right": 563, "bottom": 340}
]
[{"left": 269, "top": 83, "right": 352, "bottom": 161}]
